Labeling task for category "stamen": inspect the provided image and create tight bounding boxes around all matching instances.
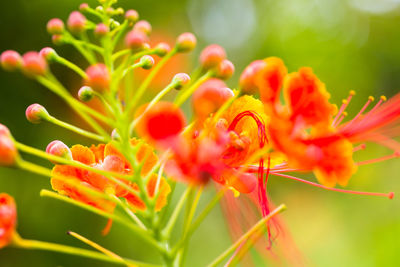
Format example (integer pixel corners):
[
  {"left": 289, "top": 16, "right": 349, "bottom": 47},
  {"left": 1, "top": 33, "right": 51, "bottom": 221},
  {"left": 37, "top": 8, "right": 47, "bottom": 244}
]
[
  {"left": 353, "top": 143, "right": 366, "bottom": 152},
  {"left": 332, "top": 90, "right": 355, "bottom": 125},
  {"left": 357, "top": 152, "right": 400, "bottom": 166},
  {"left": 365, "top": 95, "right": 387, "bottom": 117},
  {"left": 343, "top": 96, "right": 374, "bottom": 129},
  {"left": 272, "top": 172, "right": 394, "bottom": 199},
  {"left": 333, "top": 111, "right": 347, "bottom": 127}
]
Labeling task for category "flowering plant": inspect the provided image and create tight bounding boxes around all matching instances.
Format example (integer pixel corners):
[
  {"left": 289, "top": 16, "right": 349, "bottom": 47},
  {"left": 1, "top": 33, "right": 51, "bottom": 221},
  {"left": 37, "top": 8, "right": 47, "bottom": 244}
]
[{"left": 1, "top": 0, "right": 399, "bottom": 266}]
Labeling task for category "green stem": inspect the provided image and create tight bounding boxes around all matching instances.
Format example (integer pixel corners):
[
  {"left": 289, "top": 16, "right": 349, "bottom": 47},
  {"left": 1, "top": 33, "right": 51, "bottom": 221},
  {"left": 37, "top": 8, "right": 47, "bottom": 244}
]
[
  {"left": 55, "top": 56, "right": 88, "bottom": 79},
  {"left": 207, "top": 204, "right": 287, "bottom": 267},
  {"left": 12, "top": 233, "right": 156, "bottom": 267},
  {"left": 46, "top": 115, "right": 106, "bottom": 142},
  {"left": 110, "top": 194, "right": 147, "bottom": 230}
]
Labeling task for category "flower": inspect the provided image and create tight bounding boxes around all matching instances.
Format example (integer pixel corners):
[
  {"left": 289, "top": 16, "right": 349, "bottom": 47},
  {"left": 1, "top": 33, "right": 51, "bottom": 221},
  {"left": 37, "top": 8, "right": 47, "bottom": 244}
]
[
  {"left": 0, "top": 193, "right": 17, "bottom": 249},
  {"left": 0, "top": 124, "right": 18, "bottom": 166},
  {"left": 51, "top": 139, "right": 170, "bottom": 213}
]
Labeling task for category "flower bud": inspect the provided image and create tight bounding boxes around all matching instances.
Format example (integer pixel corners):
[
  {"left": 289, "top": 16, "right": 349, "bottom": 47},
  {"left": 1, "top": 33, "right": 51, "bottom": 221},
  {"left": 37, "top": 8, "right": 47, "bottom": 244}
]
[
  {"left": 79, "top": 3, "right": 90, "bottom": 12},
  {"left": 154, "top": 42, "right": 171, "bottom": 57},
  {"left": 85, "top": 64, "right": 110, "bottom": 92},
  {"left": 125, "top": 30, "right": 148, "bottom": 50},
  {"left": 22, "top": 52, "right": 48, "bottom": 77},
  {"left": 200, "top": 44, "right": 226, "bottom": 69},
  {"left": 0, "top": 193, "right": 17, "bottom": 249},
  {"left": 0, "top": 126, "right": 18, "bottom": 167},
  {"left": 95, "top": 23, "right": 109, "bottom": 38},
  {"left": 125, "top": 9, "right": 139, "bottom": 22},
  {"left": 47, "top": 18, "right": 64, "bottom": 35},
  {"left": 52, "top": 35, "right": 65, "bottom": 46},
  {"left": 106, "top": 7, "right": 115, "bottom": 15},
  {"left": 239, "top": 60, "right": 267, "bottom": 94},
  {"left": 192, "top": 78, "right": 234, "bottom": 119},
  {"left": 78, "top": 86, "right": 94, "bottom": 102},
  {"left": 25, "top": 104, "right": 49, "bottom": 124},
  {"left": 0, "top": 50, "right": 22, "bottom": 71},
  {"left": 172, "top": 73, "right": 190, "bottom": 90},
  {"left": 39, "top": 47, "right": 58, "bottom": 62},
  {"left": 136, "top": 102, "right": 186, "bottom": 141},
  {"left": 140, "top": 55, "right": 154, "bottom": 70},
  {"left": 115, "top": 8, "right": 124, "bottom": 15},
  {"left": 67, "top": 11, "right": 87, "bottom": 34},
  {"left": 133, "top": 20, "right": 152, "bottom": 35},
  {"left": 176, "top": 32, "right": 196, "bottom": 53},
  {"left": 46, "top": 140, "right": 73, "bottom": 163},
  {"left": 215, "top": 59, "right": 234, "bottom": 80}
]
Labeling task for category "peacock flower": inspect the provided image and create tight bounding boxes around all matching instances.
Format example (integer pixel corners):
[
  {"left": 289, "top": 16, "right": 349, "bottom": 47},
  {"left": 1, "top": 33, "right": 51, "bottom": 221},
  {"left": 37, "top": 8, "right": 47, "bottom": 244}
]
[
  {"left": 0, "top": 193, "right": 17, "bottom": 249},
  {"left": 50, "top": 139, "right": 170, "bottom": 213}
]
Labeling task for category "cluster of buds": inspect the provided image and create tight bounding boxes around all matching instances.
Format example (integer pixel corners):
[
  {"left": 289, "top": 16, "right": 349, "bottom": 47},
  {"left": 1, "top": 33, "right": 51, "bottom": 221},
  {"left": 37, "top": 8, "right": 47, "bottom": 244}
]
[{"left": 0, "top": 0, "right": 399, "bottom": 266}]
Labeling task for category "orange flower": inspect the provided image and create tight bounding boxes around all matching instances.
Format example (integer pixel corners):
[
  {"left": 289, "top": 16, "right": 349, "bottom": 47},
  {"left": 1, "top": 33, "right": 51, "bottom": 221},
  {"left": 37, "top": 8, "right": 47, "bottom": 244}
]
[
  {"left": 0, "top": 193, "right": 17, "bottom": 249},
  {"left": 51, "top": 138, "right": 170, "bottom": 213}
]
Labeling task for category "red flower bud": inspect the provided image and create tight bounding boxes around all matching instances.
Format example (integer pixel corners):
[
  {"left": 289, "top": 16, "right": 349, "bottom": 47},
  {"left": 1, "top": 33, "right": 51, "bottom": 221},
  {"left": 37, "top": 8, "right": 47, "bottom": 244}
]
[
  {"left": 200, "top": 44, "right": 226, "bottom": 69},
  {"left": 136, "top": 102, "right": 186, "bottom": 141},
  {"left": 215, "top": 59, "right": 234, "bottom": 80},
  {"left": 192, "top": 78, "right": 234, "bottom": 119},
  {"left": 94, "top": 23, "right": 109, "bottom": 38},
  {"left": 67, "top": 11, "right": 87, "bottom": 34},
  {"left": 125, "top": 30, "right": 148, "bottom": 50},
  {"left": 78, "top": 86, "right": 94, "bottom": 102},
  {"left": 0, "top": 193, "right": 17, "bottom": 249},
  {"left": 25, "top": 104, "right": 49, "bottom": 124},
  {"left": 47, "top": 18, "right": 64, "bottom": 35},
  {"left": 79, "top": 3, "right": 90, "bottom": 12},
  {"left": 239, "top": 60, "right": 267, "bottom": 94},
  {"left": 46, "top": 140, "right": 73, "bottom": 163},
  {"left": 125, "top": 9, "right": 139, "bottom": 22},
  {"left": 22, "top": 52, "right": 48, "bottom": 77},
  {"left": 133, "top": 20, "right": 152, "bottom": 35},
  {"left": 0, "top": 125, "right": 17, "bottom": 167},
  {"left": 154, "top": 42, "right": 171, "bottom": 57},
  {"left": 52, "top": 35, "right": 65, "bottom": 46},
  {"left": 140, "top": 55, "right": 155, "bottom": 70},
  {"left": 85, "top": 64, "right": 110, "bottom": 92},
  {"left": 176, "top": 32, "right": 196, "bottom": 53},
  {"left": 0, "top": 50, "right": 22, "bottom": 71},
  {"left": 172, "top": 73, "right": 190, "bottom": 90},
  {"left": 39, "top": 47, "right": 58, "bottom": 62}
]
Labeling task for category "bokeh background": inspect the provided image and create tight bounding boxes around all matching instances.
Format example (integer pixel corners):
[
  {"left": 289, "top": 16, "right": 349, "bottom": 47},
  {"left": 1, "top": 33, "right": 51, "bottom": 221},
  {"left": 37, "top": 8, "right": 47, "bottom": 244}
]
[{"left": 1, "top": 0, "right": 400, "bottom": 266}]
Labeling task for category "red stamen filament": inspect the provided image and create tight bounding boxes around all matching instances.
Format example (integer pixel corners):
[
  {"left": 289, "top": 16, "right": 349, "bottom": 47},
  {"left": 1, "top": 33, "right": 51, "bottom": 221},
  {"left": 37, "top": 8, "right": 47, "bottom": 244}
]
[
  {"left": 342, "top": 96, "right": 374, "bottom": 129},
  {"left": 332, "top": 91, "right": 354, "bottom": 125},
  {"left": 357, "top": 152, "right": 400, "bottom": 166},
  {"left": 353, "top": 143, "right": 366, "bottom": 152},
  {"left": 271, "top": 172, "right": 394, "bottom": 199}
]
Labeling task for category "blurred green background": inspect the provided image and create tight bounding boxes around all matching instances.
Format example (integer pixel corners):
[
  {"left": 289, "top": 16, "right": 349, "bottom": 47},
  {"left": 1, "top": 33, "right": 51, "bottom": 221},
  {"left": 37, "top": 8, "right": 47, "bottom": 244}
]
[{"left": 1, "top": 0, "right": 400, "bottom": 266}]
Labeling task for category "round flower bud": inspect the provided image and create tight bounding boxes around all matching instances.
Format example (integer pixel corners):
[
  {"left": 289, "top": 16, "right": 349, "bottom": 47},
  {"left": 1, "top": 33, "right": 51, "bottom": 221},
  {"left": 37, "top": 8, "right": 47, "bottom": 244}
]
[
  {"left": 215, "top": 59, "right": 234, "bottom": 80},
  {"left": 200, "top": 44, "right": 226, "bottom": 69},
  {"left": 0, "top": 124, "right": 11, "bottom": 136},
  {"left": 22, "top": 52, "right": 48, "bottom": 77},
  {"left": 25, "top": 104, "right": 49, "bottom": 124},
  {"left": 85, "top": 64, "right": 110, "bottom": 92},
  {"left": 154, "top": 42, "right": 171, "bottom": 57},
  {"left": 79, "top": 3, "right": 90, "bottom": 12},
  {"left": 136, "top": 102, "right": 186, "bottom": 141},
  {"left": 125, "top": 9, "right": 139, "bottom": 23},
  {"left": 46, "top": 140, "right": 73, "bottom": 163},
  {"left": 140, "top": 55, "right": 155, "bottom": 70},
  {"left": 176, "top": 32, "right": 196, "bottom": 53},
  {"left": 78, "top": 86, "right": 94, "bottom": 102},
  {"left": 106, "top": 7, "right": 115, "bottom": 15},
  {"left": 192, "top": 78, "right": 234, "bottom": 119},
  {"left": 125, "top": 30, "right": 148, "bottom": 50},
  {"left": 133, "top": 20, "right": 152, "bottom": 35},
  {"left": 0, "top": 50, "right": 22, "bottom": 71},
  {"left": 0, "top": 135, "right": 17, "bottom": 167},
  {"left": 0, "top": 193, "right": 17, "bottom": 249},
  {"left": 172, "top": 73, "right": 190, "bottom": 90},
  {"left": 39, "top": 47, "right": 58, "bottom": 62},
  {"left": 95, "top": 23, "right": 109, "bottom": 38},
  {"left": 115, "top": 8, "right": 124, "bottom": 15},
  {"left": 239, "top": 60, "right": 267, "bottom": 94},
  {"left": 67, "top": 11, "right": 87, "bottom": 34},
  {"left": 52, "top": 35, "right": 65, "bottom": 46},
  {"left": 47, "top": 18, "right": 64, "bottom": 35}
]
